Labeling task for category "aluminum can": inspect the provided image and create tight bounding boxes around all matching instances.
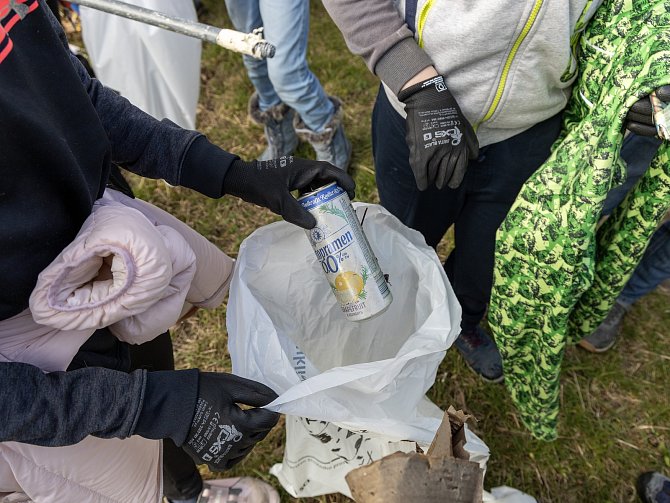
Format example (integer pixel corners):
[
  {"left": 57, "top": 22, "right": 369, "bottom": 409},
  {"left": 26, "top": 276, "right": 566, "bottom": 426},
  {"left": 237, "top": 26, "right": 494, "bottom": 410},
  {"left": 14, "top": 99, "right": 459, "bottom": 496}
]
[{"left": 298, "top": 182, "right": 392, "bottom": 321}]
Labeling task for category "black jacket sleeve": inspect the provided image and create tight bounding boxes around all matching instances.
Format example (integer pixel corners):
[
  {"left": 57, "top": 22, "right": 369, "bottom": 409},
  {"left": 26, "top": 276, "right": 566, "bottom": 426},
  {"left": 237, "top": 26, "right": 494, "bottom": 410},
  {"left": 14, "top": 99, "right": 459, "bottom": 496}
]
[
  {"left": 0, "top": 362, "right": 199, "bottom": 447},
  {"left": 43, "top": 1, "right": 238, "bottom": 198},
  {"left": 0, "top": 362, "right": 145, "bottom": 446}
]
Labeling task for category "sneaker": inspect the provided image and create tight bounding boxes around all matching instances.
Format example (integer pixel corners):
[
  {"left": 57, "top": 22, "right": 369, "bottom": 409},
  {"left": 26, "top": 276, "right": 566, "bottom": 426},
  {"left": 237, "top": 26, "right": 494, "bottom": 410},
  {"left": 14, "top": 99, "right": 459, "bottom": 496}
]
[
  {"left": 636, "top": 472, "right": 670, "bottom": 503},
  {"left": 454, "top": 326, "right": 503, "bottom": 383},
  {"left": 578, "top": 301, "right": 628, "bottom": 353},
  {"left": 181, "top": 478, "right": 279, "bottom": 503}
]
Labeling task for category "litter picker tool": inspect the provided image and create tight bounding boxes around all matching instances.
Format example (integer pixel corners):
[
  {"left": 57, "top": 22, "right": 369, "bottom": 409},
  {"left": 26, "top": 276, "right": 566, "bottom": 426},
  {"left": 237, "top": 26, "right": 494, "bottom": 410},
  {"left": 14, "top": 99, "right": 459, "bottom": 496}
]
[{"left": 72, "top": 0, "right": 276, "bottom": 59}]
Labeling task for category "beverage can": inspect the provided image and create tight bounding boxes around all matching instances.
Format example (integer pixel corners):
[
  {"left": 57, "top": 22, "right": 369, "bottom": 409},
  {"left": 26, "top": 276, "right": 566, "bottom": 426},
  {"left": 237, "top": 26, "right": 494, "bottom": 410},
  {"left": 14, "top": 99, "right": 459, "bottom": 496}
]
[{"left": 298, "top": 182, "right": 392, "bottom": 321}]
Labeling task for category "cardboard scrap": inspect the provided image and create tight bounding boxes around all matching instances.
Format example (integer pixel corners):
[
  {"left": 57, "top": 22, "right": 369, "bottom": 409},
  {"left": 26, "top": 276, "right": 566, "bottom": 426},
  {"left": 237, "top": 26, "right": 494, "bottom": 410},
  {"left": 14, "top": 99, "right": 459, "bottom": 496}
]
[
  {"left": 446, "top": 405, "right": 476, "bottom": 462},
  {"left": 425, "top": 406, "right": 453, "bottom": 459},
  {"left": 345, "top": 408, "right": 483, "bottom": 503}
]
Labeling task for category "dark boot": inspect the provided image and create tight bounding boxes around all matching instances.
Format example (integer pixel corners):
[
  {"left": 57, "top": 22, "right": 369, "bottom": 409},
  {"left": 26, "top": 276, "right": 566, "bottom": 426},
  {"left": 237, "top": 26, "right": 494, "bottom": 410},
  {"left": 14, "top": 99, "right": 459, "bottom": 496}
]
[
  {"left": 454, "top": 326, "right": 504, "bottom": 383},
  {"left": 577, "top": 300, "right": 628, "bottom": 353}
]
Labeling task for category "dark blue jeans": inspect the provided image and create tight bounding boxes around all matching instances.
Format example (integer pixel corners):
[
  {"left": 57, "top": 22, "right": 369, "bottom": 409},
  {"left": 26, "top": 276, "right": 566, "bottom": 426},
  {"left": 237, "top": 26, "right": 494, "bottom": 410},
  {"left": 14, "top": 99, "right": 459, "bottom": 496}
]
[
  {"left": 602, "top": 133, "right": 668, "bottom": 306},
  {"left": 602, "top": 133, "right": 662, "bottom": 215},
  {"left": 372, "top": 86, "right": 563, "bottom": 331}
]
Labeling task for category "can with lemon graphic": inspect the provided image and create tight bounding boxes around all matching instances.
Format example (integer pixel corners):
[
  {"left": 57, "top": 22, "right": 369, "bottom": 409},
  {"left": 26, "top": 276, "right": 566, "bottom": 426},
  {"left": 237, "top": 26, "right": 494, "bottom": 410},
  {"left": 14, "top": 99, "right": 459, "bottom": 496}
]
[{"left": 298, "top": 182, "right": 392, "bottom": 321}]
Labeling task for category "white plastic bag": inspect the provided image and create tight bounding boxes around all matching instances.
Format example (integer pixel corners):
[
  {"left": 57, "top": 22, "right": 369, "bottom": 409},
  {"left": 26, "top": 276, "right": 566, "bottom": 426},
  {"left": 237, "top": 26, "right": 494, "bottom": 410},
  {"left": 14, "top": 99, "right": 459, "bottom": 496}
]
[
  {"left": 271, "top": 415, "right": 417, "bottom": 498},
  {"left": 227, "top": 204, "right": 465, "bottom": 496},
  {"left": 79, "top": 0, "right": 201, "bottom": 129},
  {"left": 483, "top": 486, "right": 538, "bottom": 503}
]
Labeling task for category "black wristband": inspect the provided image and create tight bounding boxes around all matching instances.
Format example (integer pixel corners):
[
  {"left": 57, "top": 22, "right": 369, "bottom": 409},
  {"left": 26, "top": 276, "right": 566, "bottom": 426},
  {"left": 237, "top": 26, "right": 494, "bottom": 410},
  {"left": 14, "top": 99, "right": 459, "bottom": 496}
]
[
  {"left": 221, "top": 159, "right": 255, "bottom": 197},
  {"left": 181, "top": 136, "right": 239, "bottom": 199},
  {"left": 134, "top": 369, "right": 200, "bottom": 446}
]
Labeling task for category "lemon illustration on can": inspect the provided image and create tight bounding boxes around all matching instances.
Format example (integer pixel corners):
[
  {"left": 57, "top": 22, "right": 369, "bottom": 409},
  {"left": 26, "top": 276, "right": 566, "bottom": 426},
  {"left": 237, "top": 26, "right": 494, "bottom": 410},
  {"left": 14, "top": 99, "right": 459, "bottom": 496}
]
[{"left": 334, "top": 271, "right": 365, "bottom": 303}]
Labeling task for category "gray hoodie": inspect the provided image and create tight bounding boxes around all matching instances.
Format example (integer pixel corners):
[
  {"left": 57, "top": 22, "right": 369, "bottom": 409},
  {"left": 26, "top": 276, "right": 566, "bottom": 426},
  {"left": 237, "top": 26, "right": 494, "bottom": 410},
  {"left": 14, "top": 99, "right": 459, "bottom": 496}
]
[{"left": 322, "top": 0, "right": 603, "bottom": 147}]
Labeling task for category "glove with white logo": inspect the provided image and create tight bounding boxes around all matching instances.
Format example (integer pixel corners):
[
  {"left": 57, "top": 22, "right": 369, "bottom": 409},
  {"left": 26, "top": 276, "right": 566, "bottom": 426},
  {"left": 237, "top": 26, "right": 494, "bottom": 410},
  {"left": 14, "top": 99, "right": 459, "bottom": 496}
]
[
  {"left": 398, "top": 75, "right": 479, "bottom": 190},
  {"left": 182, "top": 372, "right": 280, "bottom": 472},
  {"left": 222, "top": 156, "right": 356, "bottom": 229}
]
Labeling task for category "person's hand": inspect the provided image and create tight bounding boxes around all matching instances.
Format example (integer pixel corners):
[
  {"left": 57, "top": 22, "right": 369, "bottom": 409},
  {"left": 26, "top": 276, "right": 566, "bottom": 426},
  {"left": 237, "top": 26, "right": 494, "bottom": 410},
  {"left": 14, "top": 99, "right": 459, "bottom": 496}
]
[
  {"left": 625, "top": 85, "right": 670, "bottom": 137},
  {"left": 182, "top": 372, "right": 279, "bottom": 472},
  {"left": 398, "top": 75, "right": 478, "bottom": 190},
  {"left": 222, "top": 156, "right": 356, "bottom": 228}
]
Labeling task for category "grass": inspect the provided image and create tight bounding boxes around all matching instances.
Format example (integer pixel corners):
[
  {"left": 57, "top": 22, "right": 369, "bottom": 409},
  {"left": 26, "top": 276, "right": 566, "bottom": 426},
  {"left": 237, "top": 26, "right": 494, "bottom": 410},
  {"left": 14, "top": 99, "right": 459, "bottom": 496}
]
[{"left": 119, "top": 2, "right": 670, "bottom": 501}]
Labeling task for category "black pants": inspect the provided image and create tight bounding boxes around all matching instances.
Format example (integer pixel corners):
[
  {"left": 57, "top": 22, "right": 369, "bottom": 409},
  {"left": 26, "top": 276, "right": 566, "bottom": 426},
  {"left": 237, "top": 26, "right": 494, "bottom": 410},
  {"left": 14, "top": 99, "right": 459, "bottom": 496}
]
[
  {"left": 372, "top": 86, "right": 563, "bottom": 331},
  {"left": 69, "top": 330, "right": 203, "bottom": 501}
]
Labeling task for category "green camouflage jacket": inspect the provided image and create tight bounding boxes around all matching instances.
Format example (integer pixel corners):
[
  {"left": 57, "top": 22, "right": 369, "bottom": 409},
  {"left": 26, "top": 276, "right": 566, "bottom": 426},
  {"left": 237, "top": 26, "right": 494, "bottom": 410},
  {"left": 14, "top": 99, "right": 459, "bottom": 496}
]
[{"left": 488, "top": 0, "right": 670, "bottom": 441}]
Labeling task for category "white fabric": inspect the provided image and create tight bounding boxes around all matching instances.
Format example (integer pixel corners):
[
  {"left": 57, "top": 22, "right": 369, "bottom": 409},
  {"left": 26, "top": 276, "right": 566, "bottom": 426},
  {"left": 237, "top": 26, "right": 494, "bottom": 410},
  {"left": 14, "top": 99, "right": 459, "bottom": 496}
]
[
  {"left": 30, "top": 203, "right": 195, "bottom": 340},
  {"left": 29, "top": 189, "right": 234, "bottom": 345},
  {"left": 80, "top": 0, "right": 201, "bottom": 129},
  {"left": 0, "top": 308, "right": 93, "bottom": 373},
  {"left": 0, "top": 437, "right": 161, "bottom": 503}
]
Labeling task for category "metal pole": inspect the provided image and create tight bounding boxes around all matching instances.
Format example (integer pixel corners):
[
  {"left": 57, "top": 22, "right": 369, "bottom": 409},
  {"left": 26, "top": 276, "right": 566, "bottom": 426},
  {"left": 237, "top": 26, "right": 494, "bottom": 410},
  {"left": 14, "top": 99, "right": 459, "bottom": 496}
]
[{"left": 73, "top": 0, "right": 275, "bottom": 59}]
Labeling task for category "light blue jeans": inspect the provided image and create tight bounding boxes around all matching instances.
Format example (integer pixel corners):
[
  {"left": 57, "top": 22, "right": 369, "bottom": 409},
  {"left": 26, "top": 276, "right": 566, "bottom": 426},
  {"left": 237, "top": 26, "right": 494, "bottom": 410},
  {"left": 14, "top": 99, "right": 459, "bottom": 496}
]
[
  {"left": 602, "top": 133, "right": 669, "bottom": 305},
  {"left": 224, "top": 0, "right": 334, "bottom": 132}
]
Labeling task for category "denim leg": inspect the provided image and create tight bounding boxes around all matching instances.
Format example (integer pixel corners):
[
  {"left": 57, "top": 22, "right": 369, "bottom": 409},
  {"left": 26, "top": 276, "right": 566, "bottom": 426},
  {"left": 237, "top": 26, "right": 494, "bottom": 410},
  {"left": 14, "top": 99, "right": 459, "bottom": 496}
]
[
  {"left": 257, "top": 0, "right": 334, "bottom": 131},
  {"left": 601, "top": 133, "right": 662, "bottom": 215},
  {"left": 372, "top": 85, "right": 463, "bottom": 248},
  {"left": 224, "top": 0, "right": 281, "bottom": 110},
  {"left": 600, "top": 133, "right": 666, "bottom": 306},
  {"left": 446, "top": 112, "right": 564, "bottom": 331},
  {"left": 618, "top": 222, "right": 670, "bottom": 306},
  {"left": 225, "top": 0, "right": 333, "bottom": 129}
]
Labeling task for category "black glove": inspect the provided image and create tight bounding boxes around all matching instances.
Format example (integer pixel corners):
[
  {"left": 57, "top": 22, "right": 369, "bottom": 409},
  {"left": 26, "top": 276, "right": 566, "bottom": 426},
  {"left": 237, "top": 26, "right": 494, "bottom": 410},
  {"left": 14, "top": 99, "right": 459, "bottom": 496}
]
[
  {"left": 182, "top": 372, "right": 280, "bottom": 472},
  {"left": 625, "top": 85, "right": 670, "bottom": 137},
  {"left": 398, "top": 75, "right": 479, "bottom": 191},
  {"left": 222, "top": 156, "right": 356, "bottom": 229}
]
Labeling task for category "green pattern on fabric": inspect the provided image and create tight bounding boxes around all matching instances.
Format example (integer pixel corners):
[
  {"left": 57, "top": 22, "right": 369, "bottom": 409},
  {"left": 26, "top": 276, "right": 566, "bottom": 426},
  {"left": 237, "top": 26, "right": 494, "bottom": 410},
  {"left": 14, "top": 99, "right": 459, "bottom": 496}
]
[
  {"left": 488, "top": 0, "right": 670, "bottom": 441},
  {"left": 560, "top": 0, "right": 598, "bottom": 83}
]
